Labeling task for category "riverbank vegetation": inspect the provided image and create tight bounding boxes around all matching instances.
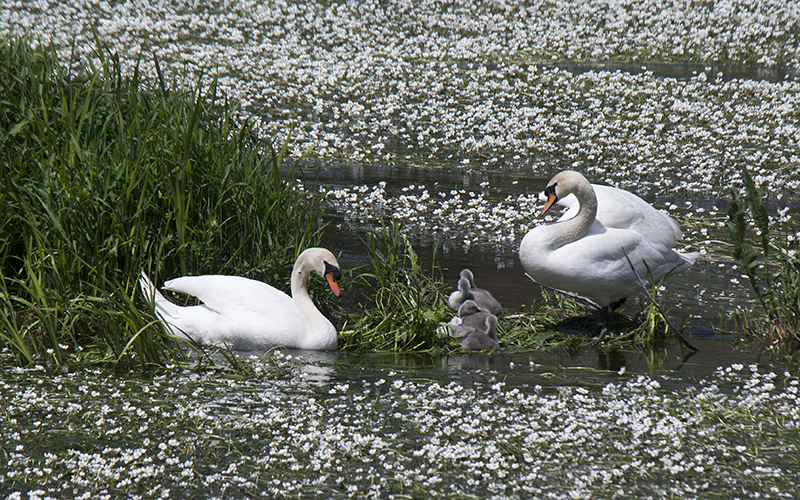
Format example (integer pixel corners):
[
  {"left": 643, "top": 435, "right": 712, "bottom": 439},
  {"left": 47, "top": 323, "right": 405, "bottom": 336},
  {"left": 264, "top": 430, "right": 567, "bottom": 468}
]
[
  {"left": 0, "top": 38, "right": 325, "bottom": 369},
  {"left": 729, "top": 167, "right": 800, "bottom": 345},
  {"left": 339, "top": 221, "right": 451, "bottom": 352}
]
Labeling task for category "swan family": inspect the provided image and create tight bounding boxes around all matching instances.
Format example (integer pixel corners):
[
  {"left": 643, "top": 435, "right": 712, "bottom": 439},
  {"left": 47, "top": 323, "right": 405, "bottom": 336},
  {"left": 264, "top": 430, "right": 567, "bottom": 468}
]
[{"left": 142, "top": 170, "right": 697, "bottom": 351}]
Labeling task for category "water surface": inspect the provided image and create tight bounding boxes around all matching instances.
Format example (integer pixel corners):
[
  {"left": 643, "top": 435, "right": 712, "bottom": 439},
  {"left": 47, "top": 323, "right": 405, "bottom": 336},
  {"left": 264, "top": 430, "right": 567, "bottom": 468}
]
[{"left": 2, "top": 341, "right": 797, "bottom": 499}]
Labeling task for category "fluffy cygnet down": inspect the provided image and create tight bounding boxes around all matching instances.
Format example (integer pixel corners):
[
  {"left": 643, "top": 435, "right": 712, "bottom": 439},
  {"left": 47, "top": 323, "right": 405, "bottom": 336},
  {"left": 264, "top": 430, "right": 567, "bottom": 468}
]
[{"left": 447, "top": 269, "right": 502, "bottom": 315}]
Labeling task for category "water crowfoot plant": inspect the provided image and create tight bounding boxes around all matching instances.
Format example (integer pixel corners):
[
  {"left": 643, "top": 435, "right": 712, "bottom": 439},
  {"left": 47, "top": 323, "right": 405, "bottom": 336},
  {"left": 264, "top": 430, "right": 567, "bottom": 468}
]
[{"left": 1, "top": 357, "right": 798, "bottom": 498}]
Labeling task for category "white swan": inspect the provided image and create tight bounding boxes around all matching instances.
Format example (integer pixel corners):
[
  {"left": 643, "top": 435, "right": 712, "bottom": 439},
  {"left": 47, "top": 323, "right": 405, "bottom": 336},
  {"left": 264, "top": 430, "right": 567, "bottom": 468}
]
[
  {"left": 551, "top": 183, "right": 682, "bottom": 249},
  {"left": 447, "top": 269, "right": 503, "bottom": 315},
  {"left": 139, "top": 248, "right": 342, "bottom": 351},
  {"left": 519, "top": 171, "right": 699, "bottom": 309}
]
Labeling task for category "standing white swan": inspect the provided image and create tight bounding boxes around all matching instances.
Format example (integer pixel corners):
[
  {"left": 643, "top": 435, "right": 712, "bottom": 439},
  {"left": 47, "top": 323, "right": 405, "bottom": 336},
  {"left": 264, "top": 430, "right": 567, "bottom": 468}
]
[
  {"left": 519, "top": 171, "right": 698, "bottom": 309},
  {"left": 139, "top": 248, "right": 342, "bottom": 351}
]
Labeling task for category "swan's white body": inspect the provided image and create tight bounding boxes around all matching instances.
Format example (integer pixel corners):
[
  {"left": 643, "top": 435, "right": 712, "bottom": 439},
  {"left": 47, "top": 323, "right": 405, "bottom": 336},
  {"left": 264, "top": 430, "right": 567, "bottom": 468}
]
[
  {"left": 447, "top": 269, "right": 503, "bottom": 315},
  {"left": 140, "top": 248, "right": 341, "bottom": 351},
  {"left": 519, "top": 171, "right": 698, "bottom": 307},
  {"left": 554, "top": 184, "right": 682, "bottom": 249}
]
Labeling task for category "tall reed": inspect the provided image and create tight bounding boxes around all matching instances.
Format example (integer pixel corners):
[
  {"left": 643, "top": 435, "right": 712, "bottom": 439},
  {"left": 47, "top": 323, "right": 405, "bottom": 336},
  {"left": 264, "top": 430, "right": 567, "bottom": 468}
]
[
  {"left": 0, "top": 38, "right": 325, "bottom": 369},
  {"left": 728, "top": 166, "right": 800, "bottom": 344}
]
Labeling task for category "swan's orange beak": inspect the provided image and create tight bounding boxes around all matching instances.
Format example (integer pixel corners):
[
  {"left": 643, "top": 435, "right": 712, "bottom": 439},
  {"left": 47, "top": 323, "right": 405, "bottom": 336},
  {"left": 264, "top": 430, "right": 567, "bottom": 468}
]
[
  {"left": 541, "top": 192, "right": 558, "bottom": 216},
  {"left": 326, "top": 272, "right": 341, "bottom": 297}
]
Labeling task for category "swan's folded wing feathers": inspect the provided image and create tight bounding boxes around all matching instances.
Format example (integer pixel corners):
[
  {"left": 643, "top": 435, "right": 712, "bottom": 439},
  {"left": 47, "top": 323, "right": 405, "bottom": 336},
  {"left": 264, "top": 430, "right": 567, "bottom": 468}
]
[
  {"left": 561, "top": 185, "right": 682, "bottom": 247},
  {"left": 162, "top": 275, "right": 292, "bottom": 314}
]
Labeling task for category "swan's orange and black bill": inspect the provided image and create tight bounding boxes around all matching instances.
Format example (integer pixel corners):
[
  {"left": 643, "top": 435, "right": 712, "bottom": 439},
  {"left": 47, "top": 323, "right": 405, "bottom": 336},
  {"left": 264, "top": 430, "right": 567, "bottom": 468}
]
[
  {"left": 324, "top": 261, "right": 342, "bottom": 297},
  {"left": 541, "top": 184, "right": 558, "bottom": 215}
]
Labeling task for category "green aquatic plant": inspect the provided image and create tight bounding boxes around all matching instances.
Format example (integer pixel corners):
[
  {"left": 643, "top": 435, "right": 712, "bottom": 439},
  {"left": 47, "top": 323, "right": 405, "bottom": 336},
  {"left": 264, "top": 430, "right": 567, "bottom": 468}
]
[
  {"left": 728, "top": 166, "right": 800, "bottom": 344},
  {"left": 0, "top": 38, "right": 325, "bottom": 368},
  {"left": 339, "top": 221, "right": 450, "bottom": 352}
]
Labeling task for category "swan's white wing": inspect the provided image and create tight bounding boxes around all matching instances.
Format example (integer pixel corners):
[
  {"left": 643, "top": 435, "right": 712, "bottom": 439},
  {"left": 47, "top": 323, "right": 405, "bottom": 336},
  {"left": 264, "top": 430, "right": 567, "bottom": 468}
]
[
  {"left": 557, "top": 185, "right": 681, "bottom": 247},
  {"left": 596, "top": 185, "right": 682, "bottom": 245},
  {"left": 163, "top": 275, "right": 292, "bottom": 314},
  {"left": 526, "top": 225, "right": 693, "bottom": 306},
  {"left": 160, "top": 275, "right": 311, "bottom": 350}
]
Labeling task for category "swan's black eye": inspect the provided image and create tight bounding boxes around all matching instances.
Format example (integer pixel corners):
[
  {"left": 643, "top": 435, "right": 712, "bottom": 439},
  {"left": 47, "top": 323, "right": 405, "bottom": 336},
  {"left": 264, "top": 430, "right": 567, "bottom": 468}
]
[
  {"left": 544, "top": 183, "right": 558, "bottom": 200},
  {"left": 324, "top": 261, "right": 342, "bottom": 280}
]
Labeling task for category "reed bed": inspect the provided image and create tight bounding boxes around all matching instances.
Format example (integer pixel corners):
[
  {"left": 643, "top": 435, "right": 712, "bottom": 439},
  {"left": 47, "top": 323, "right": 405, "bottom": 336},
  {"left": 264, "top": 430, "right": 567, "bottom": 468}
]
[
  {"left": 0, "top": 38, "right": 325, "bottom": 369},
  {"left": 338, "top": 221, "right": 451, "bottom": 352}
]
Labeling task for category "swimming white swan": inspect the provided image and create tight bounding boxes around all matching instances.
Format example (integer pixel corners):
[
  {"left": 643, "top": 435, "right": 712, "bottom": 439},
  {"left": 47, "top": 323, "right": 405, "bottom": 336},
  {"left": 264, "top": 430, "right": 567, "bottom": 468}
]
[
  {"left": 447, "top": 269, "right": 503, "bottom": 315},
  {"left": 139, "top": 248, "right": 342, "bottom": 351},
  {"left": 519, "top": 171, "right": 699, "bottom": 309}
]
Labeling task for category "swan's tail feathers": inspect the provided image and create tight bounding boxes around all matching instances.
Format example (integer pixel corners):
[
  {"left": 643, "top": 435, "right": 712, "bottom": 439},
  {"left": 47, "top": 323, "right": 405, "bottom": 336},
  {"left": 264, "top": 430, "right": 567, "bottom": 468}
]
[
  {"left": 139, "top": 270, "right": 181, "bottom": 333},
  {"left": 672, "top": 250, "right": 701, "bottom": 275},
  {"left": 680, "top": 251, "right": 701, "bottom": 267},
  {"left": 139, "top": 270, "right": 157, "bottom": 306}
]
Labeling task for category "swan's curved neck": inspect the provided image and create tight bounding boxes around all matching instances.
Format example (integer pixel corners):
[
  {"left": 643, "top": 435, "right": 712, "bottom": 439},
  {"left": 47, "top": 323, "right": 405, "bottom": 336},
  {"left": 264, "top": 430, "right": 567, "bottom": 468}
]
[
  {"left": 289, "top": 257, "right": 334, "bottom": 348},
  {"left": 548, "top": 181, "right": 597, "bottom": 249},
  {"left": 291, "top": 259, "right": 319, "bottom": 316}
]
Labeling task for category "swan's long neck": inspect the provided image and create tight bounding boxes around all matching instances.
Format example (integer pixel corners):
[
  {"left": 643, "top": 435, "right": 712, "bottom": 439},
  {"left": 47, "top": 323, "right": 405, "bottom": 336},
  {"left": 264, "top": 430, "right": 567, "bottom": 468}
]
[
  {"left": 548, "top": 180, "right": 597, "bottom": 249},
  {"left": 290, "top": 256, "right": 335, "bottom": 348},
  {"left": 291, "top": 260, "right": 323, "bottom": 319}
]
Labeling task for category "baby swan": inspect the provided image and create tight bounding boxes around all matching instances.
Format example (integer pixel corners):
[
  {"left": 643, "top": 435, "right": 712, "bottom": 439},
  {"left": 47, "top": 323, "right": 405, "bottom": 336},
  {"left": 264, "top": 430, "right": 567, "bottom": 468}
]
[
  {"left": 448, "top": 269, "right": 503, "bottom": 315},
  {"left": 519, "top": 171, "right": 698, "bottom": 310},
  {"left": 447, "top": 300, "right": 499, "bottom": 350},
  {"left": 140, "top": 248, "right": 342, "bottom": 351},
  {"left": 461, "top": 315, "right": 498, "bottom": 351}
]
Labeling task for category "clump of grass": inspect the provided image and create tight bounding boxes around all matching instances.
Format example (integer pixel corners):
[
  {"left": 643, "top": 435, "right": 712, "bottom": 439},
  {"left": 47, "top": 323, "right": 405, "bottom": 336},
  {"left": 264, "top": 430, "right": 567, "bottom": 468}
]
[
  {"left": 0, "top": 38, "right": 325, "bottom": 369},
  {"left": 728, "top": 166, "right": 800, "bottom": 344},
  {"left": 339, "top": 221, "right": 450, "bottom": 352},
  {"left": 498, "top": 290, "right": 587, "bottom": 352}
]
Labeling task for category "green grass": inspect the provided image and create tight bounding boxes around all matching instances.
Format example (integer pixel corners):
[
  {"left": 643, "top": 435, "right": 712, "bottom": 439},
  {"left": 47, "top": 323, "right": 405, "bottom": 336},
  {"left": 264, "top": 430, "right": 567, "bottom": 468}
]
[
  {"left": 0, "top": 38, "right": 325, "bottom": 369},
  {"left": 728, "top": 166, "right": 800, "bottom": 345},
  {"left": 338, "top": 221, "right": 451, "bottom": 352}
]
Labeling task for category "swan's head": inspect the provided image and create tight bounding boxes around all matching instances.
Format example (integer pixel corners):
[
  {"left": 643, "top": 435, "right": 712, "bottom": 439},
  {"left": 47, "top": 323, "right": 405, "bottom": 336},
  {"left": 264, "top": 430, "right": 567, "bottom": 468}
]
[
  {"left": 300, "top": 248, "right": 342, "bottom": 297},
  {"left": 458, "top": 277, "right": 471, "bottom": 295},
  {"left": 541, "top": 170, "right": 590, "bottom": 215},
  {"left": 458, "top": 299, "right": 483, "bottom": 317},
  {"left": 459, "top": 268, "right": 475, "bottom": 285}
]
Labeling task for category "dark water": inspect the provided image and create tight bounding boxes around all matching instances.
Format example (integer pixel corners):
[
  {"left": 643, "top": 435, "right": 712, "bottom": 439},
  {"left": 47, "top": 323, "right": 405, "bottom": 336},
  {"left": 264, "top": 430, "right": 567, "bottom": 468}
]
[{"left": 323, "top": 338, "right": 782, "bottom": 389}]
